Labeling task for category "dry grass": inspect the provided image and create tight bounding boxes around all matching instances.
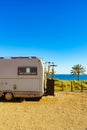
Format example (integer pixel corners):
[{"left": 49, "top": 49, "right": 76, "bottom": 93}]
[
  {"left": 0, "top": 92, "right": 87, "bottom": 130},
  {"left": 55, "top": 80, "right": 87, "bottom": 91}
]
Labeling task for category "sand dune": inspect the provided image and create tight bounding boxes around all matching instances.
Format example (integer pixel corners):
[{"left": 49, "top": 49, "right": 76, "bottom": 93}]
[{"left": 0, "top": 92, "right": 87, "bottom": 130}]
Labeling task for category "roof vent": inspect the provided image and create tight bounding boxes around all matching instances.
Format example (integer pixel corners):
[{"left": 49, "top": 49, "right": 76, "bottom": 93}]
[
  {"left": 11, "top": 57, "right": 30, "bottom": 59},
  {"left": 31, "top": 56, "right": 36, "bottom": 59},
  {"left": 0, "top": 57, "right": 4, "bottom": 59}
]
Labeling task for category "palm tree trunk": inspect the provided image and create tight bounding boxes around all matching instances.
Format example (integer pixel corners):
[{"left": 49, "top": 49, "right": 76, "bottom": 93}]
[{"left": 78, "top": 73, "right": 80, "bottom": 81}]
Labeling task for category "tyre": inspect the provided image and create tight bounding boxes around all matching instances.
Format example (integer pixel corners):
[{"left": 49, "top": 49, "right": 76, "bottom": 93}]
[{"left": 4, "top": 92, "right": 13, "bottom": 101}]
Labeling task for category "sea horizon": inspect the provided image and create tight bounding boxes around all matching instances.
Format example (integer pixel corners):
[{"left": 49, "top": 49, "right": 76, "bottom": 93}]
[{"left": 54, "top": 74, "right": 87, "bottom": 80}]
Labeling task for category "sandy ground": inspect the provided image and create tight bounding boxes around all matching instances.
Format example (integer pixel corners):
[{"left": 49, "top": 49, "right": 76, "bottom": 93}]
[{"left": 0, "top": 92, "right": 87, "bottom": 130}]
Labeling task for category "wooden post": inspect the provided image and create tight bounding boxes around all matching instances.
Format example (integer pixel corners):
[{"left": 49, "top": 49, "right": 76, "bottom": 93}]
[
  {"left": 81, "top": 81, "right": 83, "bottom": 92},
  {"left": 61, "top": 81, "right": 64, "bottom": 91},
  {"left": 71, "top": 81, "right": 73, "bottom": 92}
]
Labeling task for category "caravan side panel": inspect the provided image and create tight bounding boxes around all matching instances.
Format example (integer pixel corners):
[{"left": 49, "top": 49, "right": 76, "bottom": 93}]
[{"left": 0, "top": 58, "right": 44, "bottom": 98}]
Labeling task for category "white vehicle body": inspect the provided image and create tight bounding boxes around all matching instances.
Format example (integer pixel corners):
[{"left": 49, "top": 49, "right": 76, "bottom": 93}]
[{"left": 0, "top": 57, "right": 45, "bottom": 100}]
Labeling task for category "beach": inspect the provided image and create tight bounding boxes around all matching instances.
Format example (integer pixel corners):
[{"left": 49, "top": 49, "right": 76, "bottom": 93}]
[{"left": 0, "top": 92, "right": 87, "bottom": 130}]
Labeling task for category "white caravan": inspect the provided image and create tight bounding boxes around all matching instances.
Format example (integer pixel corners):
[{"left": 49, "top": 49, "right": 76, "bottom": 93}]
[{"left": 0, "top": 57, "right": 45, "bottom": 101}]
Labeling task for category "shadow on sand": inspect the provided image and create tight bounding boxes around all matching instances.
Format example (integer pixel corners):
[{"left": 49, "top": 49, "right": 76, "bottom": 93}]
[{"left": 0, "top": 96, "right": 41, "bottom": 103}]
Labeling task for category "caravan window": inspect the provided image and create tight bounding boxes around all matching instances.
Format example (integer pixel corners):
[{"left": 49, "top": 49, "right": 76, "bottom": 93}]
[{"left": 18, "top": 67, "right": 37, "bottom": 75}]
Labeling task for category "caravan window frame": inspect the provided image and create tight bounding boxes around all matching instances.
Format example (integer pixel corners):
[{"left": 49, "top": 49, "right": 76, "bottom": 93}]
[{"left": 18, "top": 66, "right": 37, "bottom": 75}]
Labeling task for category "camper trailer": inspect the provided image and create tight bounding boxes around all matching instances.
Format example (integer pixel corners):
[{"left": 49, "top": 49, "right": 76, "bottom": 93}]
[{"left": 0, "top": 57, "right": 45, "bottom": 101}]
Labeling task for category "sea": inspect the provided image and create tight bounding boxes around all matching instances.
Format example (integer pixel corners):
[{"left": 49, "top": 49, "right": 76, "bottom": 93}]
[{"left": 54, "top": 74, "right": 87, "bottom": 80}]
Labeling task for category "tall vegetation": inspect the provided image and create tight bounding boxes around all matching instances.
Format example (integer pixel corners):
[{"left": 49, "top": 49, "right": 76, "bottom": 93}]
[{"left": 71, "top": 64, "right": 86, "bottom": 81}]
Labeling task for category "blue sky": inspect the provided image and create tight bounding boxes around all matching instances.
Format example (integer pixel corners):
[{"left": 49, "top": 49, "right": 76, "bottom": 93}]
[{"left": 0, "top": 0, "right": 87, "bottom": 74}]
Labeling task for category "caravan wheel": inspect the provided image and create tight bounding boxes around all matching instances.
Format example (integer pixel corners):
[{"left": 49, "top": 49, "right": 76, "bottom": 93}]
[{"left": 4, "top": 92, "right": 13, "bottom": 101}]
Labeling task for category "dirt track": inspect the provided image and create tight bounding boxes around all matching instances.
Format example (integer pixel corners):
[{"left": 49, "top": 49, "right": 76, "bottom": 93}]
[{"left": 0, "top": 92, "right": 87, "bottom": 130}]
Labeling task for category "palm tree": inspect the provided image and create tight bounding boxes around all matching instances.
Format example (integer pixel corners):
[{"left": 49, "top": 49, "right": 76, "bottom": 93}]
[{"left": 71, "top": 64, "right": 86, "bottom": 81}]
